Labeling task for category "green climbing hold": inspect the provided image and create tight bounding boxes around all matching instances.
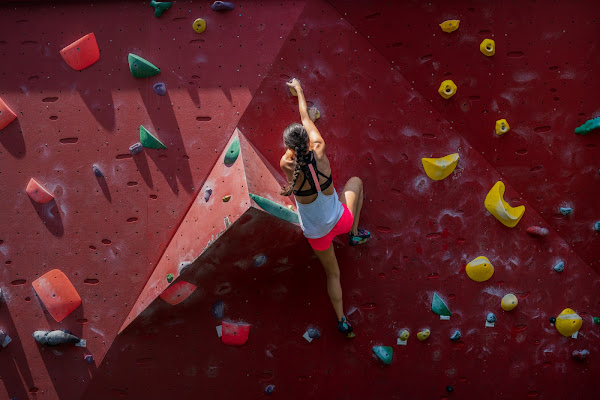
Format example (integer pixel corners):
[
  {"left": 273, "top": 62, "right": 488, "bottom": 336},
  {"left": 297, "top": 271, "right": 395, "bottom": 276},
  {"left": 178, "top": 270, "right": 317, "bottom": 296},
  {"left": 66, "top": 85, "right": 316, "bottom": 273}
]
[
  {"left": 150, "top": 0, "right": 172, "bottom": 17},
  {"left": 166, "top": 273, "right": 174, "bottom": 283},
  {"left": 574, "top": 116, "right": 600, "bottom": 135},
  {"left": 249, "top": 193, "right": 299, "bottom": 224},
  {"left": 594, "top": 317, "right": 600, "bottom": 325},
  {"left": 372, "top": 346, "right": 393, "bottom": 365},
  {"left": 432, "top": 293, "right": 452, "bottom": 317},
  {"left": 224, "top": 137, "right": 240, "bottom": 165},
  {"left": 140, "top": 125, "right": 167, "bottom": 149},
  {"left": 128, "top": 53, "right": 160, "bottom": 78}
]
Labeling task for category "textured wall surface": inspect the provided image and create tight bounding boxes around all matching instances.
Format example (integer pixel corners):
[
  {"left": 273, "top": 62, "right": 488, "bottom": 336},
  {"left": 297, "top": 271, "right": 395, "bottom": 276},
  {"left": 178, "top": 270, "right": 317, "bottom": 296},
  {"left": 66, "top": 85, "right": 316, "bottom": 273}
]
[{"left": 0, "top": 1, "right": 598, "bottom": 399}]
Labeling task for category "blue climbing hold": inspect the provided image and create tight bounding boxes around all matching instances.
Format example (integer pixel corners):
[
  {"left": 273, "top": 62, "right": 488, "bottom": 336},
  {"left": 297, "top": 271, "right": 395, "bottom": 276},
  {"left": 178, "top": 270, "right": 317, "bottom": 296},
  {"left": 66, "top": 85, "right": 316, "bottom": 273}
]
[
  {"left": 450, "top": 330, "right": 461, "bottom": 341},
  {"left": 204, "top": 188, "right": 212, "bottom": 202},
  {"left": 129, "top": 142, "right": 143, "bottom": 155},
  {"left": 307, "top": 328, "right": 321, "bottom": 339},
  {"left": 486, "top": 313, "right": 497, "bottom": 323},
  {"left": 559, "top": 207, "right": 572, "bottom": 216},
  {"left": 92, "top": 164, "right": 103, "bottom": 177},
  {"left": 211, "top": 1, "right": 234, "bottom": 11},
  {"left": 84, "top": 354, "right": 94, "bottom": 364},
  {"left": 211, "top": 300, "right": 225, "bottom": 319},
  {"left": 594, "top": 221, "right": 600, "bottom": 232},
  {"left": 153, "top": 82, "right": 167, "bottom": 96},
  {"left": 265, "top": 385, "right": 275, "bottom": 395},
  {"left": 574, "top": 116, "right": 600, "bottom": 135},
  {"left": 253, "top": 254, "right": 267, "bottom": 267},
  {"left": 553, "top": 261, "right": 565, "bottom": 272}
]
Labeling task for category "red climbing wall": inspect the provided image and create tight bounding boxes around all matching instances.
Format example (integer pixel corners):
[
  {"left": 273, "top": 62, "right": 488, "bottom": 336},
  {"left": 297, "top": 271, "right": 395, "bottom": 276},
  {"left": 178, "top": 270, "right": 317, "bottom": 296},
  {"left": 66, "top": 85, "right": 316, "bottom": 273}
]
[{"left": 0, "top": 1, "right": 598, "bottom": 399}]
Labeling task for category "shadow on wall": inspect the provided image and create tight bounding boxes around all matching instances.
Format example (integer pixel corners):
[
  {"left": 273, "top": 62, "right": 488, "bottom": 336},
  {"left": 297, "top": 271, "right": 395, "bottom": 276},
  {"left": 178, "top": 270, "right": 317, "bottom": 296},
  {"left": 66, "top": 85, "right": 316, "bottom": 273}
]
[{"left": 0, "top": 119, "right": 26, "bottom": 159}]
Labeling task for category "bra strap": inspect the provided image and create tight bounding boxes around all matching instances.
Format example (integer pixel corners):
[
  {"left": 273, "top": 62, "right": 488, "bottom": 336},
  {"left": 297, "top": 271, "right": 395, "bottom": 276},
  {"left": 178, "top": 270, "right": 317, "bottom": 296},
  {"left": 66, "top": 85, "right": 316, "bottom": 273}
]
[{"left": 307, "top": 163, "right": 321, "bottom": 192}]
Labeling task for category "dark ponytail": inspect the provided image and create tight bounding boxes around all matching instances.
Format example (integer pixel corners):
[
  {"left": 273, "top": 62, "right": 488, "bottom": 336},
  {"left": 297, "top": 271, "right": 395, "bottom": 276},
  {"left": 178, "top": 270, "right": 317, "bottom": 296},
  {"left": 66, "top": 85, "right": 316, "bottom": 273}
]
[{"left": 280, "top": 123, "right": 309, "bottom": 196}]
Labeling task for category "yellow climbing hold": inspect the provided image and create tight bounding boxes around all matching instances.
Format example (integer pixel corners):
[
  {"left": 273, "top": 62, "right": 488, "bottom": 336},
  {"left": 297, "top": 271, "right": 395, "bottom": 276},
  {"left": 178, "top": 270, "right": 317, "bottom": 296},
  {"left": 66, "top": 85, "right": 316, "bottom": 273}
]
[
  {"left": 484, "top": 181, "right": 525, "bottom": 228},
  {"left": 417, "top": 329, "right": 430, "bottom": 341},
  {"left": 193, "top": 18, "right": 206, "bottom": 33},
  {"left": 399, "top": 329, "right": 410, "bottom": 341},
  {"left": 495, "top": 119, "right": 510, "bottom": 135},
  {"left": 501, "top": 294, "right": 518, "bottom": 311},
  {"left": 222, "top": 195, "right": 231, "bottom": 202},
  {"left": 438, "top": 80, "right": 457, "bottom": 99},
  {"left": 421, "top": 153, "right": 459, "bottom": 181},
  {"left": 287, "top": 204, "right": 295, "bottom": 211},
  {"left": 439, "top": 20, "right": 460, "bottom": 33},
  {"left": 555, "top": 308, "right": 583, "bottom": 337},
  {"left": 480, "top": 39, "right": 495, "bottom": 56},
  {"left": 465, "top": 256, "right": 494, "bottom": 282}
]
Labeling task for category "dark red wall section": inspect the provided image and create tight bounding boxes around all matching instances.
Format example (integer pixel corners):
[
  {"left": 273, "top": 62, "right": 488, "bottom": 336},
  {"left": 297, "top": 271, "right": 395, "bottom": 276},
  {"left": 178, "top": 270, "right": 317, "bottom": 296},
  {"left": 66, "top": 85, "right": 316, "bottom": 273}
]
[{"left": 0, "top": 1, "right": 598, "bottom": 399}]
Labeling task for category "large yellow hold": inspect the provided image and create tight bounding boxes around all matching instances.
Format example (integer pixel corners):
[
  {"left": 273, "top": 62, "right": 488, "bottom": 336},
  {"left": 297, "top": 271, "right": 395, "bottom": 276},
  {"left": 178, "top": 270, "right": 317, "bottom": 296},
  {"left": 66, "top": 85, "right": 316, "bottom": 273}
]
[
  {"left": 438, "top": 80, "right": 457, "bottom": 99},
  {"left": 480, "top": 39, "right": 495, "bottom": 56},
  {"left": 439, "top": 20, "right": 460, "bottom": 33},
  {"left": 484, "top": 181, "right": 525, "bottom": 227},
  {"left": 465, "top": 256, "right": 494, "bottom": 282},
  {"left": 417, "top": 329, "right": 430, "bottom": 341},
  {"left": 501, "top": 294, "right": 518, "bottom": 311},
  {"left": 422, "top": 153, "right": 459, "bottom": 181},
  {"left": 555, "top": 308, "right": 583, "bottom": 337}
]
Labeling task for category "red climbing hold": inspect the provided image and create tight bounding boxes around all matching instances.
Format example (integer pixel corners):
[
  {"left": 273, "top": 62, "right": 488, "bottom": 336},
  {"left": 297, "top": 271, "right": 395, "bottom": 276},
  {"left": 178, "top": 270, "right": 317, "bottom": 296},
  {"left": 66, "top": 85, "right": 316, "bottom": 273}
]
[
  {"left": 26, "top": 178, "right": 54, "bottom": 204},
  {"left": 526, "top": 226, "right": 549, "bottom": 237},
  {"left": 60, "top": 33, "right": 100, "bottom": 71},
  {"left": 221, "top": 321, "right": 250, "bottom": 346},
  {"left": 159, "top": 281, "right": 197, "bottom": 305},
  {"left": 0, "top": 95, "right": 17, "bottom": 130},
  {"left": 32, "top": 269, "right": 82, "bottom": 322}
]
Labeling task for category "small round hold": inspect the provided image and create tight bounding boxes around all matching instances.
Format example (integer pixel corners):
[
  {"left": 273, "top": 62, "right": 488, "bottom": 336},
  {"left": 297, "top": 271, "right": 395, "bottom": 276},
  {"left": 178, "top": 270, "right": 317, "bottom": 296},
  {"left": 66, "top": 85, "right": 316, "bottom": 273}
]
[
  {"left": 559, "top": 207, "right": 572, "bottom": 216},
  {"left": 553, "top": 261, "right": 564, "bottom": 272},
  {"left": 593, "top": 221, "right": 600, "bottom": 232},
  {"left": 211, "top": 300, "right": 225, "bottom": 319},
  {"left": 450, "top": 330, "right": 461, "bottom": 341},
  {"left": 307, "top": 328, "right": 320, "bottom": 339},
  {"left": 129, "top": 142, "right": 143, "bottom": 155},
  {"left": 153, "top": 82, "right": 167, "bottom": 96},
  {"left": 204, "top": 188, "right": 213, "bottom": 202},
  {"left": 193, "top": 18, "right": 207, "bottom": 34},
  {"left": 486, "top": 313, "right": 497, "bottom": 323},
  {"left": 549, "top": 317, "right": 556, "bottom": 324},
  {"left": 265, "top": 384, "right": 275, "bottom": 394},
  {"left": 92, "top": 164, "right": 103, "bottom": 177},
  {"left": 84, "top": 354, "right": 94, "bottom": 364},
  {"left": 446, "top": 385, "right": 454, "bottom": 393},
  {"left": 287, "top": 204, "right": 295, "bottom": 211},
  {"left": 253, "top": 254, "right": 267, "bottom": 267}
]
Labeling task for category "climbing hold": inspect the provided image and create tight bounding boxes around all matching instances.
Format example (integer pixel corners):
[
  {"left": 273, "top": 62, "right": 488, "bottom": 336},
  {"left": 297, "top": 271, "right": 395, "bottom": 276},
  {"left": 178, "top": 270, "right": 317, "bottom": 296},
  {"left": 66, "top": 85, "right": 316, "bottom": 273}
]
[
  {"left": 446, "top": 386, "right": 454, "bottom": 393},
  {"left": 372, "top": 346, "right": 393, "bottom": 365},
  {"left": 33, "top": 330, "right": 84, "bottom": 347},
  {"left": 32, "top": 269, "right": 81, "bottom": 322},
  {"left": 307, "top": 328, "right": 321, "bottom": 339},
  {"left": 526, "top": 226, "right": 549, "bottom": 237},
  {"left": 224, "top": 136, "right": 240, "bottom": 165},
  {"left": 177, "top": 261, "right": 191, "bottom": 274},
  {"left": 265, "top": 385, "right": 275, "bottom": 395},
  {"left": 417, "top": 330, "right": 430, "bottom": 341},
  {"left": 421, "top": 153, "right": 459, "bottom": 181},
  {"left": 249, "top": 193, "right": 300, "bottom": 224},
  {"left": 193, "top": 18, "right": 207, "bottom": 34},
  {"left": 26, "top": 178, "right": 54, "bottom": 204},
  {"left": 129, "top": 142, "right": 143, "bottom": 155},
  {"left": 287, "top": 204, "right": 295, "bottom": 211},
  {"left": 0, "top": 329, "right": 11, "bottom": 348},
  {"left": 84, "top": 354, "right": 94, "bottom": 364},
  {"left": 140, "top": 125, "right": 167, "bottom": 149},
  {"left": 399, "top": 329, "right": 410, "bottom": 341},
  {"left": 308, "top": 106, "right": 320, "bottom": 122},
  {"left": 486, "top": 313, "right": 497, "bottom": 323},
  {"left": 495, "top": 119, "right": 510, "bottom": 135},
  {"left": 465, "top": 256, "right": 494, "bottom": 282},
  {"left": 221, "top": 321, "right": 250, "bottom": 346},
  {"left": 559, "top": 207, "right": 572, "bottom": 216},
  {"left": 450, "top": 330, "right": 461, "bottom": 341},
  {"left": 153, "top": 82, "right": 166, "bottom": 96},
  {"left": 484, "top": 181, "right": 525, "bottom": 227},
  {"left": 572, "top": 349, "right": 590, "bottom": 362},
  {"left": 211, "top": 1, "right": 235, "bottom": 11},
  {"left": 480, "top": 39, "right": 495, "bottom": 56},
  {"left": 501, "top": 294, "right": 518, "bottom": 311},
  {"left": 553, "top": 261, "right": 565, "bottom": 273},
  {"left": 253, "top": 254, "right": 267, "bottom": 267},
  {"left": 150, "top": 0, "right": 172, "bottom": 17},
  {"left": 550, "top": 317, "right": 556, "bottom": 324},
  {"left": 594, "top": 221, "right": 600, "bottom": 232},
  {"left": 287, "top": 79, "right": 298, "bottom": 96},
  {"left": 574, "top": 116, "right": 600, "bottom": 135},
  {"left": 0, "top": 95, "right": 17, "bottom": 130},
  {"left": 432, "top": 293, "right": 452, "bottom": 317},
  {"left": 211, "top": 300, "right": 225, "bottom": 319},
  {"left": 594, "top": 317, "right": 600, "bottom": 325},
  {"left": 92, "top": 164, "right": 103, "bottom": 177},
  {"left": 166, "top": 273, "right": 174, "bottom": 283},
  {"left": 439, "top": 20, "right": 460, "bottom": 33},
  {"left": 128, "top": 53, "right": 160, "bottom": 78},
  {"left": 222, "top": 195, "right": 231, "bottom": 202},
  {"left": 555, "top": 308, "right": 582, "bottom": 337},
  {"left": 160, "top": 281, "right": 197, "bottom": 305},
  {"left": 204, "top": 188, "right": 212, "bottom": 202},
  {"left": 438, "top": 80, "right": 457, "bottom": 99},
  {"left": 60, "top": 33, "right": 100, "bottom": 71}
]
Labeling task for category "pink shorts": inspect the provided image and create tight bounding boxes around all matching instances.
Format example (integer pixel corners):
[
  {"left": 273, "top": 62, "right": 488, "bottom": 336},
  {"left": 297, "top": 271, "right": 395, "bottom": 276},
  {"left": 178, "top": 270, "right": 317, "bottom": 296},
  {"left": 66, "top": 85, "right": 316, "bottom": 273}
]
[{"left": 307, "top": 204, "right": 354, "bottom": 251}]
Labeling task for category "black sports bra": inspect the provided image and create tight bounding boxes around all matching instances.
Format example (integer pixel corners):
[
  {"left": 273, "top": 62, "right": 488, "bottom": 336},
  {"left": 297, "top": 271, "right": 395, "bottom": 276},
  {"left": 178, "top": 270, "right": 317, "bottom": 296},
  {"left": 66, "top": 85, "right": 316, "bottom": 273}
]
[{"left": 293, "top": 150, "right": 333, "bottom": 197}]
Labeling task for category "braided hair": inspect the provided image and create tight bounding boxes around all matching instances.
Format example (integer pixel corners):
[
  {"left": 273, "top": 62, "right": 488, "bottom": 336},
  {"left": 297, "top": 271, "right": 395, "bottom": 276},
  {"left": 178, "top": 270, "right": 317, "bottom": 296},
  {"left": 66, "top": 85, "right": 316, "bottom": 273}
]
[{"left": 280, "top": 123, "right": 309, "bottom": 196}]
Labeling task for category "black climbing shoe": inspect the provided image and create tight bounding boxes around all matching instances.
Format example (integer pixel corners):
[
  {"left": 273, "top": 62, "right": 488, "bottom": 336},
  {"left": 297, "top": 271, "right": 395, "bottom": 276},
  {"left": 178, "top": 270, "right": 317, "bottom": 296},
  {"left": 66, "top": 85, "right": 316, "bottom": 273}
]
[
  {"left": 338, "top": 317, "right": 355, "bottom": 338},
  {"left": 349, "top": 228, "right": 371, "bottom": 246}
]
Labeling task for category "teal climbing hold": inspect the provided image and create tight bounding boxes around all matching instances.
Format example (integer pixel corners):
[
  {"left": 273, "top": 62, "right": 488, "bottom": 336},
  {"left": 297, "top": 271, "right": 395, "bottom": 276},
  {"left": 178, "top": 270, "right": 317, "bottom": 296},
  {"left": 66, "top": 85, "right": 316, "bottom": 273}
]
[
  {"left": 224, "top": 137, "right": 240, "bottom": 165},
  {"left": 372, "top": 346, "right": 393, "bottom": 365},
  {"left": 150, "top": 0, "right": 172, "bottom": 17},
  {"left": 249, "top": 193, "right": 299, "bottom": 224},
  {"left": 432, "top": 293, "right": 452, "bottom": 317},
  {"left": 128, "top": 53, "right": 160, "bottom": 78},
  {"left": 140, "top": 125, "right": 167, "bottom": 149},
  {"left": 574, "top": 117, "right": 600, "bottom": 135}
]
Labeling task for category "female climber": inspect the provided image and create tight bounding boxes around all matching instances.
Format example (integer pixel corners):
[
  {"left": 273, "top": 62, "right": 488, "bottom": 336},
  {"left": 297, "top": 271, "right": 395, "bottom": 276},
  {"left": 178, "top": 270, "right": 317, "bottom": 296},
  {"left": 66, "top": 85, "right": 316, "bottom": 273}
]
[{"left": 279, "top": 78, "right": 370, "bottom": 337}]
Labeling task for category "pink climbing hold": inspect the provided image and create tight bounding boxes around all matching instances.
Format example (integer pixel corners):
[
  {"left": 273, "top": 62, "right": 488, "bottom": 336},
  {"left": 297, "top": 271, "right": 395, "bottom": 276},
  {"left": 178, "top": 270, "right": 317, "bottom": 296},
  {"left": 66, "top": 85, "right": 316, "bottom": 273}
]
[
  {"left": 60, "top": 33, "right": 100, "bottom": 71},
  {"left": 159, "top": 281, "right": 197, "bottom": 305},
  {"left": 32, "top": 269, "right": 82, "bottom": 322},
  {"left": 526, "top": 226, "right": 549, "bottom": 237},
  {"left": 221, "top": 321, "right": 250, "bottom": 346},
  {"left": 26, "top": 178, "right": 54, "bottom": 204},
  {"left": 0, "top": 95, "right": 17, "bottom": 130}
]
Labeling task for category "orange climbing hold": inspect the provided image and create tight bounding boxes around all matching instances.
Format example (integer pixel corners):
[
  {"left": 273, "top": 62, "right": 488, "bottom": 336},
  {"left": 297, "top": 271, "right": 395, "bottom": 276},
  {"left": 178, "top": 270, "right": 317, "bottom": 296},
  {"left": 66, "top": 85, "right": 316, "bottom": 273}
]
[
  {"left": 222, "top": 321, "right": 250, "bottom": 346},
  {"left": 60, "top": 33, "right": 100, "bottom": 71},
  {"left": 32, "top": 269, "right": 82, "bottom": 322},
  {"left": 0, "top": 96, "right": 17, "bottom": 130},
  {"left": 159, "top": 281, "right": 197, "bottom": 305},
  {"left": 26, "top": 178, "right": 54, "bottom": 204}
]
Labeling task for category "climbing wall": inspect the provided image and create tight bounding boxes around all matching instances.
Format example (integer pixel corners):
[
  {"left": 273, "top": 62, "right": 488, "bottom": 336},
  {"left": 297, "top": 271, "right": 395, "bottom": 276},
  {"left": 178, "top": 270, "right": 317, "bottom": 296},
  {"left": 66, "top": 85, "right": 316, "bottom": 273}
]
[{"left": 0, "top": 0, "right": 598, "bottom": 399}]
